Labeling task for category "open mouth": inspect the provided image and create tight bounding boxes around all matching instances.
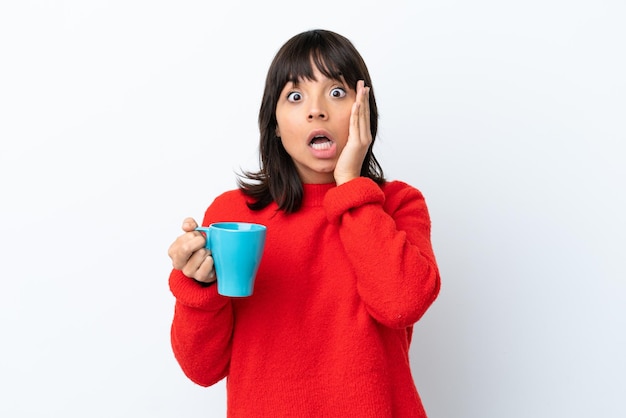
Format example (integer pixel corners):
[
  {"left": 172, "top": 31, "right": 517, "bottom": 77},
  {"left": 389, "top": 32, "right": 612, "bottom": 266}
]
[{"left": 309, "top": 134, "right": 334, "bottom": 150}]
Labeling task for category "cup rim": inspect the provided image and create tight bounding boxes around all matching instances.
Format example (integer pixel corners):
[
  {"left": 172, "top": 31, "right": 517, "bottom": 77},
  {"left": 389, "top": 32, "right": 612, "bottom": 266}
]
[{"left": 209, "top": 222, "right": 266, "bottom": 232}]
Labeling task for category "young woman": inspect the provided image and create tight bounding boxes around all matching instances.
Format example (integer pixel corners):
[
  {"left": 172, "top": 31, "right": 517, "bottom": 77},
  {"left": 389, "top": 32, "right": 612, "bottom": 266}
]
[{"left": 167, "top": 29, "right": 441, "bottom": 417}]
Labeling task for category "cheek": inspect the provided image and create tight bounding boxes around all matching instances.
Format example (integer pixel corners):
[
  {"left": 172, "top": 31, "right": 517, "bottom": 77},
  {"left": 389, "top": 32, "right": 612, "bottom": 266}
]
[
  {"left": 336, "top": 114, "right": 352, "bottom": 143},
  {"left": 276, "top": 123, "right": 297, "bottom": 142},
  {"left": 275, "top": 109, "right": 299, "bottom": 137}
]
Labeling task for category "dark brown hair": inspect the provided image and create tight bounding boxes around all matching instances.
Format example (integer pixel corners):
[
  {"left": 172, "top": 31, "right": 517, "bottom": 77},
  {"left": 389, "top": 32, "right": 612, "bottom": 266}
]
[{"left": 238, "top": 29, "right": 385, "bottom": 213}]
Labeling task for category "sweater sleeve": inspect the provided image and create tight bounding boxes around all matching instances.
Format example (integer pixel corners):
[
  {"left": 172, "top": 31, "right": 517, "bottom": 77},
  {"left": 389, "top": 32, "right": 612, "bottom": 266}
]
[
  {"left": 324, "top": 177, "right": 440, "bottom": 329},
  {"left": 169, "top": 192, "right": 245, "bottom": 386},
  {"left": 169, "top": 268, "right": 233, "bottom": 387}
]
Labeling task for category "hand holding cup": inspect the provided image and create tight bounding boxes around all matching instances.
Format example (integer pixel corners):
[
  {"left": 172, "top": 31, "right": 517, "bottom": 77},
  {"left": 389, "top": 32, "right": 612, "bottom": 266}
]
[
  {"left": 168, "top": 217, "right": 216, "bottom": 284},
  {"left": 195, "top": 222, "right": 267, "bottom": 297}
]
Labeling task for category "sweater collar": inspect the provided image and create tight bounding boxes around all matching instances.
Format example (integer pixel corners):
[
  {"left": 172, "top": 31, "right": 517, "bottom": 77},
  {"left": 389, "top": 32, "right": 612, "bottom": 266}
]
[{"left": 302, "top": 183, "right": 336, "bottom": 207}]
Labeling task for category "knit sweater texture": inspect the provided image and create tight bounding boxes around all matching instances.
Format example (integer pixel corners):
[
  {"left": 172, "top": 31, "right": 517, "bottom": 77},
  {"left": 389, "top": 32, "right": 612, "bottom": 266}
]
[{"left": 169, "top": 177, "right": 440, "bottom": 417}]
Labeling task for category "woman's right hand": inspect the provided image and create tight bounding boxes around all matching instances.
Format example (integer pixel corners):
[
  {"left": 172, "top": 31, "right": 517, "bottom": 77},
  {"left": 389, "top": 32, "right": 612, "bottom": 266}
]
[{"left": 167, "top": 217, "right": 216, "bottom": 284}]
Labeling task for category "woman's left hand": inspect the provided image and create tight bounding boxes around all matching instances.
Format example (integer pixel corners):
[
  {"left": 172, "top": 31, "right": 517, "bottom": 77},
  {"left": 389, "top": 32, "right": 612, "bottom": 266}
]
[{"left": 334, "top": 80, "right": 371, "bottom": 186}]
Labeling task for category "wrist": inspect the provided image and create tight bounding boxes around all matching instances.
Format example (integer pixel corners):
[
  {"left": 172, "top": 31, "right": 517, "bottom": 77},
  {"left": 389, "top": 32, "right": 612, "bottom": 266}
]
[
  {"left": 192, "top": 278, "right": 217, "bottom": 288},
  {"left": 334, "top": 173, "right": 358, "bottom": 186}
]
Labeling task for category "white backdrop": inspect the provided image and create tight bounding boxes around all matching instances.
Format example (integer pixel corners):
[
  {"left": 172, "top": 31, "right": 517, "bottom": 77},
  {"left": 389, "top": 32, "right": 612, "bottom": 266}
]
[{"left": 1, "top": 1, "right": 624, "bottom": 417}]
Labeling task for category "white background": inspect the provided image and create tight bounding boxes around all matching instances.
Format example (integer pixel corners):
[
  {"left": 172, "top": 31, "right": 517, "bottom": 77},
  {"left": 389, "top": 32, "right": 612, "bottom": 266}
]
[{"left": 1, "top": 1, "right": 624, "bottom": 417}]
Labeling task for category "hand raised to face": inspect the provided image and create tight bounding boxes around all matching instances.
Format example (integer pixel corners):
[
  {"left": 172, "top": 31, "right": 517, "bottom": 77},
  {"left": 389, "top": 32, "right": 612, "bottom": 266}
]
[{"left": 333, "top": 80, "right": 371, "bottom": 186}]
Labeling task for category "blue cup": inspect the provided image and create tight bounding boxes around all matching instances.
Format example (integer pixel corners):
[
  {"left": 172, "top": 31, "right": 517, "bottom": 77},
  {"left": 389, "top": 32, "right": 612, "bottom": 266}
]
[{"left": 195, "top": 222, "right": 267, "bottom": 297}]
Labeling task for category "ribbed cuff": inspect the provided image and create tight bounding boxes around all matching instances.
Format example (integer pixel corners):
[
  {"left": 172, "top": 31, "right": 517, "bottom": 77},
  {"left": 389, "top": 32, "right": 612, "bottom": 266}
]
[
  {"left": 323, "top": 177, "right": 385, "bottom": 224},
  {"left": 169, "top": 269, "right": 228, "bottom": 310}
]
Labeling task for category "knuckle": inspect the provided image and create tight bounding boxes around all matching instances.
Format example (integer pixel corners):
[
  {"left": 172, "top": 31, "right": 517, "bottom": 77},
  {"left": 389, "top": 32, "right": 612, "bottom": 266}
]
[{"left": 181, "top": 265, "right": 193, "bottom": 278}]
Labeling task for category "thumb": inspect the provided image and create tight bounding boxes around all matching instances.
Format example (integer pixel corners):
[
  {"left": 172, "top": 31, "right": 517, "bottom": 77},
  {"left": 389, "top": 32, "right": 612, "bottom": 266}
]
[{"left": 181, "top": 217, "right": 198, "bottom": 232}]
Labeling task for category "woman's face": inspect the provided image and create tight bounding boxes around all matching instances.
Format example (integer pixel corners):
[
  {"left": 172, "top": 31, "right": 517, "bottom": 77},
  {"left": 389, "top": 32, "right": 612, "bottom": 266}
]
[{"left": 275, "top": 65, "right": 356, "bottom": 184}]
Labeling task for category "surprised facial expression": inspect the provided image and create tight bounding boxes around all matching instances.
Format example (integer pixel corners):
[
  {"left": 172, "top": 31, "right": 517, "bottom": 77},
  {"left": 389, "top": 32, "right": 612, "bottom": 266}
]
[{"left": 275, "top": 66, "right": 356, "bottom": 184}]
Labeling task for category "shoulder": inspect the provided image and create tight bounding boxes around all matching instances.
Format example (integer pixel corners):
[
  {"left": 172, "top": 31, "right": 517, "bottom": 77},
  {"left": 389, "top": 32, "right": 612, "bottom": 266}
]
[
  {"left": 203, "top": 188, "right": 251, "bottom": 220},
  {"left": 380, "top": 180, "right": 430, "bottom": 214},
  {"left": 213, "top": 188, "right": 246, "bottom": 203},
  {"left": 381, "top": 180, "right": 425, "bottom": 201}
]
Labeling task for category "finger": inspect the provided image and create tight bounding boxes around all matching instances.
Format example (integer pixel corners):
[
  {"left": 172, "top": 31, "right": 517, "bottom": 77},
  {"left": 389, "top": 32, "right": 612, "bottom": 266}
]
[
  {"left": 181, "top": 232, "right": 207, "bottom": 256},
  {"left": 350, "top": 81, "right": 368, "bottom": 143},
  {"left": 349, "top": 82, "right": 363, "bottom": 139},
  {"left": 182, "top": 217, "right": 198, "bottom": 232},
  {"left": 349, "top": 100, "right": 360, "bottom": 140},
  {"left": 169, "top": 232, "right": 207, "bottom": 269},
  {"left": 359, "top": 86, "right": 371, "bottom": 145},
  {"left": 195, "top": 255, "right": 217, "bottom": 283},
  {"left": 181, "top": 248, "right": 211, "bottom": 279},
  {"left": 356, "top": 79, "right": 365, "bottom": 95}
]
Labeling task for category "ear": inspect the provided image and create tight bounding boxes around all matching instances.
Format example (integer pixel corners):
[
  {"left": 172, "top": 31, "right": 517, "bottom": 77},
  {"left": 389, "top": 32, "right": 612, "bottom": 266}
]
[{"left": 275, "top": 125, "right": 281, "bottom": 138}]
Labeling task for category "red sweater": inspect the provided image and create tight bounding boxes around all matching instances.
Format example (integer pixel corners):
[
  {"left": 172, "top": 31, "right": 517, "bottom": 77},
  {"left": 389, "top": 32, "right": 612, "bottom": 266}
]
[{"left": 169, "top": 178, "right": 440, "bottom": 417}]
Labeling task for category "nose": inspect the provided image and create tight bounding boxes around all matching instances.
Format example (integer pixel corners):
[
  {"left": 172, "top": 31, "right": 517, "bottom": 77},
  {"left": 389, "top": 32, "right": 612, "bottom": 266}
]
[
  {"left": 307, "top": 97, "right": 327, "bottom": 121},
  {"left": 308, "top": 111, "right": 326, "bottom": 120}
]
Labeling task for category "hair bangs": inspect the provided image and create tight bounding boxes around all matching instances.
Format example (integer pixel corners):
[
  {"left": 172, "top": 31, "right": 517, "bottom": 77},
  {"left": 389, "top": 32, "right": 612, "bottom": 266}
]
[{"left": 276, "top": 38, "right": 353, "bottom": 88}]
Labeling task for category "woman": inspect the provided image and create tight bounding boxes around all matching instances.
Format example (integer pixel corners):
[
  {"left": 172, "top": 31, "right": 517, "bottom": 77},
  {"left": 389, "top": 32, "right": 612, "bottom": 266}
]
[{"left": 167, "top": 29, "right": 440, "bottom": 417}]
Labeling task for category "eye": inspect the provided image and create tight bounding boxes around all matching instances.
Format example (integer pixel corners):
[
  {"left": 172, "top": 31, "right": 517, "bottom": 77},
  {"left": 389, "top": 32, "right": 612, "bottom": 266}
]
[
  {"left": 330, "top": 87, "right": 346, "bottom": 98},
  {"left": 287, "top": 91, "right": 302, "bottom": 102}
]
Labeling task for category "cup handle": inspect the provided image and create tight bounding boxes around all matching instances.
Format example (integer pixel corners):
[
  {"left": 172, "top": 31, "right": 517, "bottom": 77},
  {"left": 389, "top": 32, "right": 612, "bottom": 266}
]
[{"left": 194, "top": 226, "right": 211, "bottom": 250}]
